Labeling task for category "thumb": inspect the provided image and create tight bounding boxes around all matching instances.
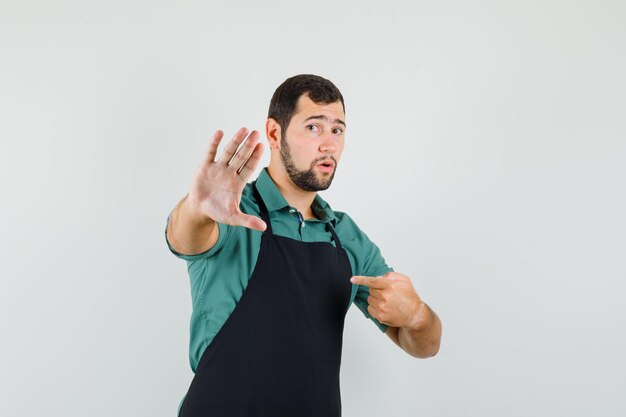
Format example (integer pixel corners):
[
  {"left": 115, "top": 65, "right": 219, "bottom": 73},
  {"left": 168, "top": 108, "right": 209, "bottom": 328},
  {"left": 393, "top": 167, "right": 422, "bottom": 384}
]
[{"left": 230, "top": 212, "right": 267, "bottom": 232}]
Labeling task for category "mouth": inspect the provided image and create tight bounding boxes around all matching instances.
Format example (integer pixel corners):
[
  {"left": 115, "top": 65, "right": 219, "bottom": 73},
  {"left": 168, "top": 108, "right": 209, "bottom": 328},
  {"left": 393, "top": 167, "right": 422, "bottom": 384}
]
[{"left": 317, "top": 160, "right": 335, "bottom": 173}]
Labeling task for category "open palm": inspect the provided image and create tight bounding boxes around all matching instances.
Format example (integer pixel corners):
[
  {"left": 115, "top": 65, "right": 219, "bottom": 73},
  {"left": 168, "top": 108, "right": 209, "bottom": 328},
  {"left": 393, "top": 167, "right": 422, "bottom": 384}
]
[{"left": 187, "top": 127, "right": 266, "bottom": 231}]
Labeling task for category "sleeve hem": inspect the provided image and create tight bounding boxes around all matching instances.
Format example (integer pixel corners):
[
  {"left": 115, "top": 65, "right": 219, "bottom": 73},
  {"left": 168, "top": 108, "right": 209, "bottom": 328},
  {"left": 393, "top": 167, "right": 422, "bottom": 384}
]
[{"left": 164, "top": 215, "right": 228, "bottom": 261}]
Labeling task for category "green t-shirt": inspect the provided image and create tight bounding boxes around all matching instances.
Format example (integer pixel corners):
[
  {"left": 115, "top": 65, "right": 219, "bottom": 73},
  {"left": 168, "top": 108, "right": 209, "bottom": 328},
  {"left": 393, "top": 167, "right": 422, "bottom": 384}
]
[{"left": 165, "top": 167, "right": 394, "bottom": 372}]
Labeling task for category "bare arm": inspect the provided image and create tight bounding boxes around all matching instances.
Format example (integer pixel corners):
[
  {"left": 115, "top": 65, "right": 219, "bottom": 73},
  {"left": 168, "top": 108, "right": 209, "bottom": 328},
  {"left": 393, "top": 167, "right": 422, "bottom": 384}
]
[
  {"left": 385, "top": 302, "right": 442, "bottom": 358},
  {"left": 166, "top": 128, "right": 266, "bottom": 256},
  {"left": 166, "top": 194, "right": 219, "bottom": 256}
]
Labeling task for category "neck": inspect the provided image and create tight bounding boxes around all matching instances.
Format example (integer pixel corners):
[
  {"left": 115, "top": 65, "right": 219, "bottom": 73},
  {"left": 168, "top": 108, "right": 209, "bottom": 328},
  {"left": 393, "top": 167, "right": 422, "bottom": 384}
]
[{"left": 267, "top": 165, "right": 317, "bottom": 220}]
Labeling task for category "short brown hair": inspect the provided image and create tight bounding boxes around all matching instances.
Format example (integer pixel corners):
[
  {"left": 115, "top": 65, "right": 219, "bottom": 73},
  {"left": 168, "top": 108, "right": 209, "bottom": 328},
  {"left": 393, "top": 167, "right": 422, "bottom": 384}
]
[{"left": 268, "top": 74, "right": 345, "bottom": 138}]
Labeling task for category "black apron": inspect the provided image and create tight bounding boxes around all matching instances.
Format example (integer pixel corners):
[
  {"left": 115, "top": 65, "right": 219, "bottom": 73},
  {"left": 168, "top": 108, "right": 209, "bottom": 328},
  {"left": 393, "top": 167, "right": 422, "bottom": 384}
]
[{"left": 179, "top": 180, "right": 353, "bottom": 417}]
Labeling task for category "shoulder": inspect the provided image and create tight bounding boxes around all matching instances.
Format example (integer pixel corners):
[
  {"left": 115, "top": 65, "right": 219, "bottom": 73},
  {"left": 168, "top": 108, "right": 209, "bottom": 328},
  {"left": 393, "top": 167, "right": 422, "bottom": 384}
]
[
  {"left": 332, "top": 210, "right": 375, "bottom": 251},
  {"left": 333, "top": 210, "right": 365, "bottom": 238},
  {"left": 333, "top": 210, "right": 393, "bottom": 276}
]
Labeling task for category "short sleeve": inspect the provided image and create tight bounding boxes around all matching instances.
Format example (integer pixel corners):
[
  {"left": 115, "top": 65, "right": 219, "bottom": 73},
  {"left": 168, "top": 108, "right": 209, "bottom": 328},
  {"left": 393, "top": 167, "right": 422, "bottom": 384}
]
[
  {"left": 342, "top": 213, "right": 394, "bottom": 333},
  {"left": 353, "top": 265, "right": 395, "bottom": 333},
  {"left": 164, "top": 213, "right": 231, "bottom": 261}
]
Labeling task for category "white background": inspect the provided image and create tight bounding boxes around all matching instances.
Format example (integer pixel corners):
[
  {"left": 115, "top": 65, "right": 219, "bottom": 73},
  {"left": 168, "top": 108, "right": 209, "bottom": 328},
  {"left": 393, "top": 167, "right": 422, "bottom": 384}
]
[{"left": 1, "top": 1, "right": 625, "bottom": 416}]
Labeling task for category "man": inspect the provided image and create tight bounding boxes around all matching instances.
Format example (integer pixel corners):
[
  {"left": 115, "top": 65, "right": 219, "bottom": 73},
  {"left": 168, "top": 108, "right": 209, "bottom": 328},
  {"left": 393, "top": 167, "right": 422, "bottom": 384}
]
[{"left": 165, "top": 74, "right": 442, "bottom": 417}]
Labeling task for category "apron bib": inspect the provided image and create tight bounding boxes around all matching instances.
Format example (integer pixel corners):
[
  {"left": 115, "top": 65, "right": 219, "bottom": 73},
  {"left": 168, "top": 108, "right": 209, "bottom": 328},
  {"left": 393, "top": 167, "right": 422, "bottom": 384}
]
[{"left": 179, "top": 180, "right": 353, "bottom": 417}]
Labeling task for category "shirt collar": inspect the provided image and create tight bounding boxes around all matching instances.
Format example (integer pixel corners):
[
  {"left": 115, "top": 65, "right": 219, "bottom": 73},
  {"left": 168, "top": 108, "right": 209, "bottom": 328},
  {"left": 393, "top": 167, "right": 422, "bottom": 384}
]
[{"left": 256, "top": 167, "right": 337, "bottom": 225}]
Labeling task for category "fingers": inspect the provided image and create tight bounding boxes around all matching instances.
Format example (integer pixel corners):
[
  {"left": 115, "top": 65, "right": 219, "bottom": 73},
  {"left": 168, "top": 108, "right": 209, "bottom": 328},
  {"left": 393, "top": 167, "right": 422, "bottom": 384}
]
[
  {"left": 206, "top": 128, "right": 264, "bottom": 177},
  {"left": 204, "top": 130, "right": 224, "bottom": 164},
  {"left": 217, "top": 127, "right": 251, "bottom": 165},
  {"left": 369, "top": 287, "right": 383, "bottom": 298},
  {"left": 237, "top": 142, "right": 264, "bottom": 180},
  {"left": 229, "top": 130, "right": 261, "bottom": 172},
  {"left": 350, "top": 275, "right": 388, "bottom": 289},
  {"left": 367, "top": 305, "right": 383, "bottom": 322}
]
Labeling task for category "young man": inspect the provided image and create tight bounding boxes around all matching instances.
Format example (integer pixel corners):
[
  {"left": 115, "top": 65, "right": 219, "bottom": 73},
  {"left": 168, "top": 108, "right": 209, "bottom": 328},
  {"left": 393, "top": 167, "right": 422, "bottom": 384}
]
[{"left": 165, "top": 74, "right": 442, "bottom": 417}]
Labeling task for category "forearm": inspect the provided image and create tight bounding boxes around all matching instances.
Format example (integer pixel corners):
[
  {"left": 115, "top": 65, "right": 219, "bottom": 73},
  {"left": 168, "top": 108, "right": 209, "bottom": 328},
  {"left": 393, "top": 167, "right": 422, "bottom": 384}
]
[
  {"left": 167, "top": 194, "right": 217, "bottom": 255},
  {"left": 398, "top": 302, "right": 442, "bottom": 358}
]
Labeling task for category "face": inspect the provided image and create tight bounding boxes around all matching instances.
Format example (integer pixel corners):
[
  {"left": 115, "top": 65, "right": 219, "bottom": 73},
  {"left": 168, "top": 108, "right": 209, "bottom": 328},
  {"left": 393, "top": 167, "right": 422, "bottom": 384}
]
[{"left": 279, "top": 94, "right": 346, "bottom": 191}]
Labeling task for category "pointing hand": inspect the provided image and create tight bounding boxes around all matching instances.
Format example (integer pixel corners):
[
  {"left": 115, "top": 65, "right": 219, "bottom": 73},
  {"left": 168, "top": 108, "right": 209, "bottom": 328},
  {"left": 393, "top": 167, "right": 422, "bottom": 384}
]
[{"left": 350, "top": 272, "right": 426, "bottom": 329}]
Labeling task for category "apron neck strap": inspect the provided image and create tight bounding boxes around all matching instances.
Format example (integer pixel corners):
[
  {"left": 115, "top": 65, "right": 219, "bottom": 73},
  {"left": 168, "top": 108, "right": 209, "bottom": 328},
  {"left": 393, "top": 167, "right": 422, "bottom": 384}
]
[
  {"left": 252, "top": 180, "right": 273, "bottom": 234},
  {"left": 252, "top": 180, "right": 343, "bottom": 250},
  {"left": 325, "top": 222, "right": 343, "bottom": 250}
]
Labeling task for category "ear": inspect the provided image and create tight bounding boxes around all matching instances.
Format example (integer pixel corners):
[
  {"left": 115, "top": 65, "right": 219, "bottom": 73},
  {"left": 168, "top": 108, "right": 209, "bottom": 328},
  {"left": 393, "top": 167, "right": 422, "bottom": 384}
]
[{"left": 265, "top": 118, "right": 281, "bottom": 149}]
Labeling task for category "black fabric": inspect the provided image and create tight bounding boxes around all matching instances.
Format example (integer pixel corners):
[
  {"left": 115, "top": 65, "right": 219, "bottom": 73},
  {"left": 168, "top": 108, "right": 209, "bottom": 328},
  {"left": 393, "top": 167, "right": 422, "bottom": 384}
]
[{"left": 179, "top": 180, "right": 353, "bottom": 417}]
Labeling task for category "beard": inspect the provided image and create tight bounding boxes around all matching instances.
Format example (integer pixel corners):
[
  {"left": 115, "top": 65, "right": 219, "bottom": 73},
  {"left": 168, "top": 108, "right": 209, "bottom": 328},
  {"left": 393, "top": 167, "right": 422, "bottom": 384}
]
[{"left": 280, "top": 134, "right": 337, "bottom": 192}]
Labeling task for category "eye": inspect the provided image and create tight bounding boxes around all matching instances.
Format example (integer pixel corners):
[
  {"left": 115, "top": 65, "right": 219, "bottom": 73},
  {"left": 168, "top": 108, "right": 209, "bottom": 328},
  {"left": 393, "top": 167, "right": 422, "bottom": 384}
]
[
  {"left": 332, "top": 127, "right": 344, "bottom": 134},
  {"left": 306, "top": 124, "right": 319, "bottom": 132}
]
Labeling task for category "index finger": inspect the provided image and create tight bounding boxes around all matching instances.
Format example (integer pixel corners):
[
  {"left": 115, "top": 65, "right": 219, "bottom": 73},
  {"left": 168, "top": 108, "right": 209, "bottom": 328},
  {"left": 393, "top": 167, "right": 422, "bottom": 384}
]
[{"left": 350, "top": 275, "right": 388, "bottom": 289}]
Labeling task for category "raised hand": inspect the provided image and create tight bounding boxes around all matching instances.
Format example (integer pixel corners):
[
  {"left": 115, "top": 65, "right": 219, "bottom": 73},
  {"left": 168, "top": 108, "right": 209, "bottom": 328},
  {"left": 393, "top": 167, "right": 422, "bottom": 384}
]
[{"left": 186, "top": 127, "right": 266, "bottom": 231}]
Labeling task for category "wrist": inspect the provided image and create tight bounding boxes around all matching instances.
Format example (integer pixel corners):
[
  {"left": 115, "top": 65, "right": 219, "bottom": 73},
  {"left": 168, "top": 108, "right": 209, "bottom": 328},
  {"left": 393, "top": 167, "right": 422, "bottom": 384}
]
[
  {"left": 406, "top": 301, "right": 430, "bottom": 332},
  {"left": 181, "top": 196, "right": 215, "bottom": 227}
]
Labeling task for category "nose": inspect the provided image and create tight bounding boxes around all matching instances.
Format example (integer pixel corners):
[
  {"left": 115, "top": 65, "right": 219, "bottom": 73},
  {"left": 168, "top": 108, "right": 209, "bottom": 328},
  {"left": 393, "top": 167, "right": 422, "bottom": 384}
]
[{"left": 319, "top": 134, "right": 337, "bottom": 154}]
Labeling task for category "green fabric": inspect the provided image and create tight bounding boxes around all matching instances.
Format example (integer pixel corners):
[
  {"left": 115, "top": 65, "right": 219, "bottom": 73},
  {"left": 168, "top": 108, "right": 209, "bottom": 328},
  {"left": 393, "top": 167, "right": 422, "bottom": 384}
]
[{"left": 165, "top": 167, "right": 394, "bottom": 372}]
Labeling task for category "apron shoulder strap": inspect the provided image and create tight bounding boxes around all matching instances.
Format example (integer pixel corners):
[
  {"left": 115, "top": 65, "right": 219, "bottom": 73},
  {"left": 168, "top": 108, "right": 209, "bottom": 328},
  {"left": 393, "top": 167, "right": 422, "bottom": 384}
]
[
  {"left": 325, "top": 222, "right": 343, "bottom": 251},
  {"left": 252, "top": 180, "right": 273, "bottom": 234}
]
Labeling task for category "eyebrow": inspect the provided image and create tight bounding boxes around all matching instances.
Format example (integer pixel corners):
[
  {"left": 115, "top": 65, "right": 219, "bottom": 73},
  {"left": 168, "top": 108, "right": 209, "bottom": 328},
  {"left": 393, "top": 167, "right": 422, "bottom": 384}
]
[{"left": 303, "top": 115, "right": 346, "bottom": 127}]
